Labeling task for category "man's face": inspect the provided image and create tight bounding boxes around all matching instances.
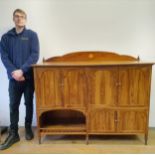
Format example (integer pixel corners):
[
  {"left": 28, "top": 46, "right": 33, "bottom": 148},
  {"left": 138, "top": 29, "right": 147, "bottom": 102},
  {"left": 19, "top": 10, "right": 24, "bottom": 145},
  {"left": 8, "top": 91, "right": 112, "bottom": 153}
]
[{"left": 13, "top": 12, "right": 26, "bottom": 28}]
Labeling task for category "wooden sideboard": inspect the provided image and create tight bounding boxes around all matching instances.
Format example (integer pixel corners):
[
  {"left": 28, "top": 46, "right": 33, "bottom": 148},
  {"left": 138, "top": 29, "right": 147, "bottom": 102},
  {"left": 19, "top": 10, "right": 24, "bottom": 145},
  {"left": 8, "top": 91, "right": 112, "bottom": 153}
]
[{"left": 33, "top": 51, "right": 154, "bottom": 144}]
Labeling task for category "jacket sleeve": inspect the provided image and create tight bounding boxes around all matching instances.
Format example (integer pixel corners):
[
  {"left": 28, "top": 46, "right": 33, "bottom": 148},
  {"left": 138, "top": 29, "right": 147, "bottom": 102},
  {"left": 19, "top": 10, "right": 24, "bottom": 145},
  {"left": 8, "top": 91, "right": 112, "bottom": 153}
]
[
  {"left": 0, "top": 35, "right": 17, "bottom": 75},
  {"left": 21, "top": 32, "right": 40, "bottom": 73}
]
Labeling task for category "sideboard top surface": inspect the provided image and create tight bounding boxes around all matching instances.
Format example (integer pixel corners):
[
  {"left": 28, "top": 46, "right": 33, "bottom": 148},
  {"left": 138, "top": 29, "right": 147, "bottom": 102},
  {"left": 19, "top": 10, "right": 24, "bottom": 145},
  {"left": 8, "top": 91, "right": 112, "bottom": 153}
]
[{"left": 33, "top": 61, "right": 154, "bottom": 67}]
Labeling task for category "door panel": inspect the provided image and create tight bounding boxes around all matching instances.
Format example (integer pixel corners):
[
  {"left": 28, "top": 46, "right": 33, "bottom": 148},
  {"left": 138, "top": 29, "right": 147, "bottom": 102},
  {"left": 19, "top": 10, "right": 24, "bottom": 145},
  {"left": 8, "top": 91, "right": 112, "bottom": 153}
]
[
  {"left": 117, "top": 109, "right": 147, "bottom": 133},
  {"left": 118, "top": 66, "right": 152, "bottom": 106},
  {"left": 89, "top": 108, "right": 116, "bottom": 133},
  {"left": 62, "top": 68, "right": 87, "bottom": 108},
  {"left": 87, "top": 67, "right": 118, "bottom": 107},
  {"left": 35, "top": 68, "right": 62, "bottom": 108}
]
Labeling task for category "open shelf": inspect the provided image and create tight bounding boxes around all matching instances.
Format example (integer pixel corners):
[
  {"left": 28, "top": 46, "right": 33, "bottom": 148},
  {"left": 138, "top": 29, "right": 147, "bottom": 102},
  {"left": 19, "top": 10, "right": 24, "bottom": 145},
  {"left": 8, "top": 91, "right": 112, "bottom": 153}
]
[{"left": 39, "top": 109, "right": 86, "bottom": 132}]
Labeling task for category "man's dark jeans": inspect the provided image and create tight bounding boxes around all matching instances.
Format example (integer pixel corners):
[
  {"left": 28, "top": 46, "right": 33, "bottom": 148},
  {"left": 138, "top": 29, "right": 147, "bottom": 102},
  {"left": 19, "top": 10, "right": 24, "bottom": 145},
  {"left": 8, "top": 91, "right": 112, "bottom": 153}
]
[{"left": 9, "top": 78, "right": 34, "bottom": 131}]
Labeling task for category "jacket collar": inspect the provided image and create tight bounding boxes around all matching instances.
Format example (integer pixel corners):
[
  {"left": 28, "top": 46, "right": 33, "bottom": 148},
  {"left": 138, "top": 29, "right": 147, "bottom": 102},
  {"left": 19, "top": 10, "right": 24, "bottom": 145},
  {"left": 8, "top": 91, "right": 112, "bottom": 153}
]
[{"left": 7, "top": 27, "right": 26, "bottom": 36}]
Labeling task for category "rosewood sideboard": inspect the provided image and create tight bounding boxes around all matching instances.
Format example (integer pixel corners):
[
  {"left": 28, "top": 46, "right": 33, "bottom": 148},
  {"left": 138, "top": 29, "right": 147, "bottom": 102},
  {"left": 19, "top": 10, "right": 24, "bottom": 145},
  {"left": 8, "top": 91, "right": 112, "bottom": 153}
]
[{"left": 33, "top": 51, "right": 154, "bottom": 144}]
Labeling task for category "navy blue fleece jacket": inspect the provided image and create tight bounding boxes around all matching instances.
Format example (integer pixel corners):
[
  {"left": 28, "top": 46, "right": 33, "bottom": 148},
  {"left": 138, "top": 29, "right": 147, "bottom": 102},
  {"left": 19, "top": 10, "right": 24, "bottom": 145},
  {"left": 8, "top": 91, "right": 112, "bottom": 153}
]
[{"left": 0, "top": 27, "right": 39, "bottom": 79}]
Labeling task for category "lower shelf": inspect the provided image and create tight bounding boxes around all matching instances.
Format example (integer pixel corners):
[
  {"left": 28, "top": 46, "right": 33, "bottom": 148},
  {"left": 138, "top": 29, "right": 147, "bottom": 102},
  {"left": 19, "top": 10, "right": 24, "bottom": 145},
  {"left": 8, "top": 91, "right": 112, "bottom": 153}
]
[{"left": 40, "top": 124, "right": 86, "bottom": 132}]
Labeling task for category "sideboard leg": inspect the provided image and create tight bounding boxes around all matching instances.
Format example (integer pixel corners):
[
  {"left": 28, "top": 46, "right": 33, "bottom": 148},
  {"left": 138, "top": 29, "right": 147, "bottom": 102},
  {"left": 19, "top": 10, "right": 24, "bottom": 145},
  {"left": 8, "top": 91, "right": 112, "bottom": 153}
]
[
  {"left": 145, "top": 133, "right": 148, "bottom": 145},
  {"left": 86, "top": 134, "right": 89, "bottom": 145},
  {"left": 38, "top": 135, "right": 41, "bottom": 144}
]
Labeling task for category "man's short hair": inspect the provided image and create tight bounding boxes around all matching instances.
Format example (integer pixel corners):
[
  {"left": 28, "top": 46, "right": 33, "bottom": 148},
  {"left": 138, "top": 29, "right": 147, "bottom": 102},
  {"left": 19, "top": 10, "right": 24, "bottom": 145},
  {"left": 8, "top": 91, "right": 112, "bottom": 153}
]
[{"left": 13, "top": 9, "right": 27, "bottom": 19}]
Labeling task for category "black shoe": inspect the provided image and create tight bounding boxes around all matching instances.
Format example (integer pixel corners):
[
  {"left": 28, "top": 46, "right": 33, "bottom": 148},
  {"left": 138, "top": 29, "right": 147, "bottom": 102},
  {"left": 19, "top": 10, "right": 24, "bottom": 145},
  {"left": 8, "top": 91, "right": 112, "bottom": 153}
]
[
  {"left": 25, "top": 125, "right": 34, "bottom": 140},
  {"left": 0, "top": 130, "right": 20, "bottom": 150}
]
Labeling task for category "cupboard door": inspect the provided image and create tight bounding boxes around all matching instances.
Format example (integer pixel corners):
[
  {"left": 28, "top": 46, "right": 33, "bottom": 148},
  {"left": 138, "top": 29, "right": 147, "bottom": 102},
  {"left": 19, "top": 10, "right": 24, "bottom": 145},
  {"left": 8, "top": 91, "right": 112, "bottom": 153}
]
[
  {"left": 61, "top": 68, "right": 87, "bottom": 108},
  {"left": 87, "top": 67, "right": 118, "bottom": 107},
  {"left": 35, "top": 68, "right": 62, "bottom": 108},
  {"left": 117, "top": 109, "right": 147, "bottom": 133},
  {"left": 118, "top": 66, "right": 152, "bottom": 107},
  {"left": 89, "top": 108, "right": 116, "bottom": 133}
]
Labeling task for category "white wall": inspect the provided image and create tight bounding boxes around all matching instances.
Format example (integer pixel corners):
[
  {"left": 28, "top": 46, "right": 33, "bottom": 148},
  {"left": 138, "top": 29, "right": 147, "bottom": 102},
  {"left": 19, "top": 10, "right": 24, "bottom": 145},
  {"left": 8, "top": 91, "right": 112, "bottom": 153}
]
[{"left": 0, "top": 0, "right": 155, "bottom": 127}]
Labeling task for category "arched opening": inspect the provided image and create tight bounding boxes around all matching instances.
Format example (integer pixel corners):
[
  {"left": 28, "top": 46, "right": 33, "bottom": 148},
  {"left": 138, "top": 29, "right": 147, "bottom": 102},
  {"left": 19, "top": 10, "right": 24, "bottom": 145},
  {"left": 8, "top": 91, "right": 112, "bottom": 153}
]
[{"left": 39, "top": 109, "right": 86, "bottom": 131}]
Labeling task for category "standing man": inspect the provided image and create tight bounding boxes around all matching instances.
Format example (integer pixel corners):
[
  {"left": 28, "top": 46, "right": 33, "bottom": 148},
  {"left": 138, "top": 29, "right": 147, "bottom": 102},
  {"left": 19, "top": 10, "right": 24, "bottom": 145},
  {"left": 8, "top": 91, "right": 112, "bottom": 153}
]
[{"left": 0, "top": 9, "right": 39, "bottom": 150}]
